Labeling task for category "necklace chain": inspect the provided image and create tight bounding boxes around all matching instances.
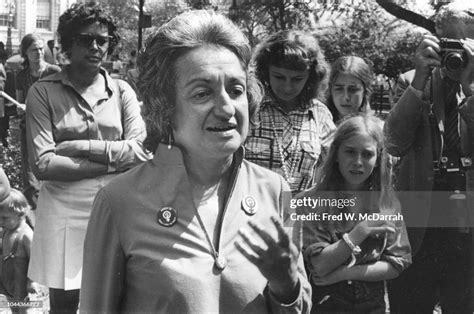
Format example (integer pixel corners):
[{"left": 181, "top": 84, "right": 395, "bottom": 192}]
[
  {"left": 191, "top": 182, "right": 225, "bottom": 269},
  {"left": 268, "top": 110, "right": 302, "bottom": 184},
  {"left": 194, "top": 205, "right": 220, "bottom": 259}
]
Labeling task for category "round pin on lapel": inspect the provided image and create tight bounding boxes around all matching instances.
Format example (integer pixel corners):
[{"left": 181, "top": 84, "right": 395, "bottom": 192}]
[
  {"left": 157, "top": 207, "right": 177, "bottom": 227},
  {"left": 241, "top": 195, "right": 258, "bottom": 215}
]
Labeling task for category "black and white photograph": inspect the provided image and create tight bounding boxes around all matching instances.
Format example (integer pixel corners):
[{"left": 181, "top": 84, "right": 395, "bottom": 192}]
[{"left": 0, "top": 0, "right": 473, "bottom": 313}]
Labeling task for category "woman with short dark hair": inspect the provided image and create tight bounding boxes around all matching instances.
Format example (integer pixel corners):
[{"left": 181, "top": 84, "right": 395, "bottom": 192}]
[
  {"left": 26, "top": 3, "right": 150, "bottom": 312},
  {"left": 80, "top": 10, "right": 311, "bottom": 313}
]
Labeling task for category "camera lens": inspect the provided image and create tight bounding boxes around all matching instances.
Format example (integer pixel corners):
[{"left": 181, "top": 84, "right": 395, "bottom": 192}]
[{"left": 444, "top": 52, "right": 464, "bottom": 71}]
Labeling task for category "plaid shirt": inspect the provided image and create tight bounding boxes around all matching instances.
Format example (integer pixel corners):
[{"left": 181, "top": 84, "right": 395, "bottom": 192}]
[{"left": 245, "top": 97, "right": 335, "bottom": 194}]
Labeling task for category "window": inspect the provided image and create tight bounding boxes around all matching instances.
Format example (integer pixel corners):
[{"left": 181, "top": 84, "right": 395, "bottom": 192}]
[
  {"left": 0, "top": 14, "right": 9, "bottom": 27},
  {"left": 0, "top": 14, "right": 16, "bottom": 27},
  {"left": 36, "top": 0, "right": 51, "bottom": 30},
  {"left": 0, "top": 0, "right": 16, "bottom": 28},
  {"left": 36, "top": 17, "right": 50, "bottom": 29}
]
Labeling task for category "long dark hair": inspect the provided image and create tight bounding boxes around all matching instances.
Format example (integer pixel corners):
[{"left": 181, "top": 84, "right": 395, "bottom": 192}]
[
  {"left": 252, "top": 30, "right": 330, "bottom": 108},
  {"left": 20, "top": 33, "right": 43, "bottom": 68},
  {"left": 316, "top": 114, "right": 398, "bottom": 207},
  {"left": 326, "top": 56, "right": 373, "bottom": 122}
]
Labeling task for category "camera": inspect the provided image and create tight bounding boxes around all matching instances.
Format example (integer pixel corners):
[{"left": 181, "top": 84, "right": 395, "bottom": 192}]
[
  {"left": 433, "top": 155, "right": 472, "bottom": 190},
  {"left": 434, "top": 155, "right": 472, "bottom": 173},
  {"left": 439, "top": 38, "right": 467, "bottom": 71}
]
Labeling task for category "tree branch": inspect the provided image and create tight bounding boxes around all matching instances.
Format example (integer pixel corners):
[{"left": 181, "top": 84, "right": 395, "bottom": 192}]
[{"left": 375, "top": 0, "right": 436, "bottom": 33}]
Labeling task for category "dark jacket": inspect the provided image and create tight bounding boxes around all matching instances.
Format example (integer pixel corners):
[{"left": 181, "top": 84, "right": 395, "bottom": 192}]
[{"left": 384, "top": 68, "right": 474, "bottom": 254}]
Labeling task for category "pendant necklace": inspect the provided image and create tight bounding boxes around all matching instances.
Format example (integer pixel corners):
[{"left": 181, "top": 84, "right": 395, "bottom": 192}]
[
  {"left": 268, "top": 110, "right": 302, "bottom": 184},
  {"left": 192, "top": 182, "right": 227, "bottom": 271}
]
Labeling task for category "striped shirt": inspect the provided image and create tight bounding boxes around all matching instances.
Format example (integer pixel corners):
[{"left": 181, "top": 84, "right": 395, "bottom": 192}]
[{"left": 245, "top": 97, "right": 335, "bottom": 194}]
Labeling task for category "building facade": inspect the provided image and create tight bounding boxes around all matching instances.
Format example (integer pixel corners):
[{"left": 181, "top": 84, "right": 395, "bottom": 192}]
[{"left": 0, "top": 0, "right": 77, "bottom": 54}]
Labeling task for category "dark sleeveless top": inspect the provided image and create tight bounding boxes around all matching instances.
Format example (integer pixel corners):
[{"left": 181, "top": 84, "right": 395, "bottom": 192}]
[{"left": 2, "top": 232, "right": 28, "bottom": 300}]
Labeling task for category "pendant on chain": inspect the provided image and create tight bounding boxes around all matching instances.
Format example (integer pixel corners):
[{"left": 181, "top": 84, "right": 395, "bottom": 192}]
[{"left": 214, "top": 255, "right": 227, "bottom": 270}]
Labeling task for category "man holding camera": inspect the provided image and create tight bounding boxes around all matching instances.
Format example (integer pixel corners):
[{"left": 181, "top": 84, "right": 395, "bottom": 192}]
[{"left": 384, "top": 3, "right": 474, "bottom": 313}]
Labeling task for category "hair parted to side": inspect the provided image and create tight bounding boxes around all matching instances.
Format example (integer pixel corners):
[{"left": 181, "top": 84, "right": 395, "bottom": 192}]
[
  {"left": 4, "top": 188, "right": 30, "bottom": 217},
  {"left": 138, "top": 10, "right": 262, "bottom": 153},
  {"left": 314, "top": 114, "right": 399, "bottom": 216},
  {"left": 327, "top": 56, "right": 373, "bottom": 122},
  {"left": 20, "top": 33, "right": 44, "bottom": 68},
  {"left": 57, "top": 2, "right": 119, "bottom": 58},
  {"left": 252, "top": 30, "right": 330, "bottom": 107}
]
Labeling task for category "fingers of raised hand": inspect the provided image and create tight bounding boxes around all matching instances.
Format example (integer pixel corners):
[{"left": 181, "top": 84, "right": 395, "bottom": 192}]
[
  {"left": 235, "top": 224, "right": 272, "bottom": 268},
  {"left": 236, "top": 218, "right": 294, "bottom": 268},
  {"left": 238, "top": 228, "right": 266, "bottom": 257},
  {"left": 270, "top": 216, "right": 290, "bottom": 249},
  {"left": 234, "top": 240, "right": 260, "bottom": 265},
  {"left": 248, "top": 220, "right": 277, "bottom": 248}
]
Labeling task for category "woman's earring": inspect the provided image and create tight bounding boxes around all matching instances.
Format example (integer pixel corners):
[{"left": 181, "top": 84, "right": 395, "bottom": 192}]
[
  {"left": 167, "top": 124, "right": 174, "bottom": 150},
  {"left": 167, "top": 132, "right": 174, "bottom": 150}
]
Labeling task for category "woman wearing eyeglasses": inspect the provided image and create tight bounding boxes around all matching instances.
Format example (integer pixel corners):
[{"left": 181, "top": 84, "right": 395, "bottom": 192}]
[{"left": 25, "top": 3, "right": 151, "bottom": 312}]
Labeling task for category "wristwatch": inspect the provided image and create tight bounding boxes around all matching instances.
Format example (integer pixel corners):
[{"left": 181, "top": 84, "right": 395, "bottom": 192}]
[{"left": 342, "top": 233, "right": 361, "bottom": 255}]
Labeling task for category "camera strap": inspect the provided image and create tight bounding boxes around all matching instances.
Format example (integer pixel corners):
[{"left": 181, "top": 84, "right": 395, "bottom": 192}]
[{"left": 429, "top": 72, "right": 444, "bottom": 165}]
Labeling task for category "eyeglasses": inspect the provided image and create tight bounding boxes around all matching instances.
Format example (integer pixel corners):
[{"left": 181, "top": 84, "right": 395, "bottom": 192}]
[{"left": 74, "top": 33, "right": 112, "bottom": 48}]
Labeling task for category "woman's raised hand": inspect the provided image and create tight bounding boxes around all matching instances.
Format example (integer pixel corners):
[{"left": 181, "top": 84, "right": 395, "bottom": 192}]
[{"left": 235, "top": 216, "right": 300, "bottom": 303}]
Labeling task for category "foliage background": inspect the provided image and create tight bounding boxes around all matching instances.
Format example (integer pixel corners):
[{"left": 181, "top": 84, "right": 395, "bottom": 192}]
[
  {"left": 1, "top": 118, "right": 24, "bottom": 190},
  {"left": 96, "top": 0, "right": 434, "bottom": 79},
  {"left": 1, "top": 0, "right": 441, "bottom": 190}
]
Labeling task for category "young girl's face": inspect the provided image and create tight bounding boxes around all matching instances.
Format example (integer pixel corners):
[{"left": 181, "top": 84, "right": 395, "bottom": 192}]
[
  {"left": 337, "top": 133, "right": 378, "bottom": 191},
  {"left": 0, "top": 211, "right": 22, "bottom": 230},
  {"left": 331, "top": 73, "right": 365, "bottom": 118},
  {"left": 268, "top": 65, "right": 309, "bottom": 107}
]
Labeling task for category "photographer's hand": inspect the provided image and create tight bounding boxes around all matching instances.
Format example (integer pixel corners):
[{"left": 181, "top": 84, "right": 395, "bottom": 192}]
[
  {"left": 412, "top": 35, "right": 441, "bottom": 91},
  {"left": 460, "top": 38, "right": 474, "bottom": 96}
]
